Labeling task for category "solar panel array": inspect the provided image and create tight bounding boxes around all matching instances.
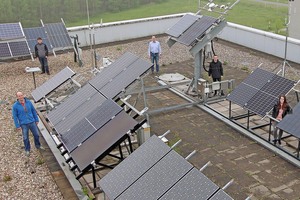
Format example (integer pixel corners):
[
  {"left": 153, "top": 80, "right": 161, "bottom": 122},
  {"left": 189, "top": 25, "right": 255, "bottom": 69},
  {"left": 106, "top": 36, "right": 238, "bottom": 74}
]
[
  {"left": 99, "top": 135, "right": 233, "bottom": 200},
  {"left": 23, "top": 27, "right": 52, "bottom": 53},
  {"left": 51, "top": 86, "right": 107, "bottom": 135},
  {"left": 70, "top": 111, "right": 138, "bottom": 171},
  {"left": 165, "top": 14, "right": 218, "bottom": 46},
  {"left": 89, "top": 52, "right": 153, "bottom": 98},
  {"left": 44, "top": 23, "right": 73, "bottom": 48},
  {"left": 42, "top": 52, "right": 151, "bottom": 176},
  {"left": 227, "top": 68, "right": 295, "bottom": 117},
  {"left": 31, "top": 67, "right": 75, "bottom": 102},
  {"left": 0, "top": 41, "right": 31, "bottom": 59},
  {"left": 61, "top": 99, "right": 123, "bottom": 152},
  {"left": 0, "top": 23, "right": 24, "bottom": 40},
  {"left": 277, "top": 102, "right": 300, "bottom": 139}
]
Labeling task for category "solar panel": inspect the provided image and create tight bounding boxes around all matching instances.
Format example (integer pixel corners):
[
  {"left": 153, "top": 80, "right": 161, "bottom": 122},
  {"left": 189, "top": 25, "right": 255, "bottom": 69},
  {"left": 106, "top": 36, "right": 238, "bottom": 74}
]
[
  {"left": 89, "top": 52, "right": 139, "bottom": 91},
  {"left": 243, "top": 68, "right": 274, "bottom": 89},
  {"left": 47, "top": 84, "right": 104, "bottom": 126},
  {"left": 61, "top": 99, "right": 123, "bottom": 152},
  {"left": 0, "top": 23, "right": 24, "bottom": 40},
  {"left": 245, "top": 90, "right": 277, "bottom": 117},
  {"left": 9, "top": 41, "right": 31, "bottom": 57},
  {"left": 177, "top": 16, "right": 218, "bottom": 46},
  {"left": 31, "top": 67, "right": 75, "bottom": 102},
  {"left": 23, "top": 27, "right": 52, "bottom": 53},
  {"left": 100, "top": 57, "right": 153, "bottom": 98},
  {"left": 227, "top": 68, "right": 295, "bottom": 117},
  {"left": 54, "top": 91, "right": 106, "bottom": 135},
  {"left": 226, "top": 83, "right": 258, "bottom": 107},
  {"left": 260, "top": 74, "right": 295, "bottom": 97},
  {"left": 0, "top": 42, "right": 11, "bottom": 58},
  {"left": 116, "top": 150, "right": 194, "bottom": 200},
  {"left": 70, "top": 111, "right": 138, "bottom": 171},
  {"left": 210, "top": 190, "right": 233, "bottom": 200},
  {"left": 166, "top": 14, "right": 200, "bottom": 38},
  {"left": 277, "top": 102, "right": 300, "bottom": 138},
  {"left": 44, "top": 23, "right": 72, "bottom": 48},
  {"left": 99, "top": 135, "right": 172, "bottom": 200},
  {"left": 159, "top": 168, "right": 219, "bottom": 200}
]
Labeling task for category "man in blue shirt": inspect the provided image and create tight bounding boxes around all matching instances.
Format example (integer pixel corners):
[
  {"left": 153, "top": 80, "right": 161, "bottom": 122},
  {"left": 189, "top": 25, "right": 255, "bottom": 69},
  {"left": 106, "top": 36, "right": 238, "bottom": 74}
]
[
  {"left": 148, "top": 36, "right": 162, "bottom": 73},
  {"left": 12, "top": 92, "right": 43, "bottom": 156}
]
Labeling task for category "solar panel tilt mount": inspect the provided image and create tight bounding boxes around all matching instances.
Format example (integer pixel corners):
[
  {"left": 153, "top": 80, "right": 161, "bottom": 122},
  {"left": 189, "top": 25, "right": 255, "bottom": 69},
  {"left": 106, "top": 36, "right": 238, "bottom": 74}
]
[{"left": 166, "top": 0, "right": 240, "bottom": 98}]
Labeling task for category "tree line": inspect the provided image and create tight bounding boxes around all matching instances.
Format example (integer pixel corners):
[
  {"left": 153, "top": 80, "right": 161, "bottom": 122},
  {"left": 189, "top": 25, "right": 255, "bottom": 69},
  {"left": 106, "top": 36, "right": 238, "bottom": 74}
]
[{"left": 0, "top": 0, "right": 165, "bottom": 28}]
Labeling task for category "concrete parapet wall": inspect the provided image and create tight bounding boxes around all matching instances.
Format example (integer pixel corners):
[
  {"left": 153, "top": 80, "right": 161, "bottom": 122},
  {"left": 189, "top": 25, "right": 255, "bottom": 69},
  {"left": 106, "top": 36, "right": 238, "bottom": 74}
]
[{"left": 67, "top": 13, "right": 300, "bottom": 64}]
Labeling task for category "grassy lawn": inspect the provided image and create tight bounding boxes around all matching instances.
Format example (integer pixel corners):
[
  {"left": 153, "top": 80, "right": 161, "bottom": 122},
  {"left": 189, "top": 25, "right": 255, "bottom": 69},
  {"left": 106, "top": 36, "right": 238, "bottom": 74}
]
[{"left": 66, "top": 0, "right": 288, "bottom": 34}]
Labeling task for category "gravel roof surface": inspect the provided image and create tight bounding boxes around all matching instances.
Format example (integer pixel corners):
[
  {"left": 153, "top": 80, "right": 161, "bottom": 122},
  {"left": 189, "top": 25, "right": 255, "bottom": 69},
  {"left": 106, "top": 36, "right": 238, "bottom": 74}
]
[{"left": 0, "top": 36, "right": 299, "bottom": 199}]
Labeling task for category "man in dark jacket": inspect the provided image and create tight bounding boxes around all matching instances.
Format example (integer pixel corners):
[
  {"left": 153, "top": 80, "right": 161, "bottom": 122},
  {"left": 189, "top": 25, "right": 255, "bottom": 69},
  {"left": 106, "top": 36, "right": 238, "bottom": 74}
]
[
  {"left": 35, "top": 37, "right": 50, "bottom": 75},
  {"left": 12, "top": 92, "right": 44, "bottom": 156},
  {"left": 208, "top": 55, "right": 224, "bottom": 96}
]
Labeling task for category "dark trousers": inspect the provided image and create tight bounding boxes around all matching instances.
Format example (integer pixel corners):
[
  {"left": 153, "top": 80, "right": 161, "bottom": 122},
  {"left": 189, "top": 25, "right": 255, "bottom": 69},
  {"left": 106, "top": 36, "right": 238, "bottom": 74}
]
[{"left": 39, "top": 57, "right": 49, "bottom": 73}]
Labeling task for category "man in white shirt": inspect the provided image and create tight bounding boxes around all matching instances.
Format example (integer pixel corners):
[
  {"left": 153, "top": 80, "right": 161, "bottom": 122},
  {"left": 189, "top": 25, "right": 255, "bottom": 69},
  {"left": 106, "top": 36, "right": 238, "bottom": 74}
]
[{"left": 148, "top": 36, "right": 162, "bottom": 73}]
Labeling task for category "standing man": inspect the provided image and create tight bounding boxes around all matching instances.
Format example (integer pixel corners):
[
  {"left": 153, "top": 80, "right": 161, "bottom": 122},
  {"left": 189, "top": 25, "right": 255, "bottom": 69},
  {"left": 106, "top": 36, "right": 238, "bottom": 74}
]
[
  {"left": 148, "top": 35, "right": 162, "bottom": 73},
  {"left": 12, "top": 92, "right": 44, "bottom": 157},
  {"left": 208, "top": 55, "right": 224, "bottom": 96},
  {"left": 35, "top": 37, "right": 50, "bottom": 75}
]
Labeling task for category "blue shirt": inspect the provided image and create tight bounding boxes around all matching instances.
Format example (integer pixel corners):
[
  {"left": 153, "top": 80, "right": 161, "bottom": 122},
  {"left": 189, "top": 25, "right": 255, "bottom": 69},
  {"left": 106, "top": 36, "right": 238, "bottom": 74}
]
[
  {"left": 148, "top": 41, "right": 162, "bottom": 56},
  {"left": 12, "top": 98, "right": 39, "bottom": 128}
]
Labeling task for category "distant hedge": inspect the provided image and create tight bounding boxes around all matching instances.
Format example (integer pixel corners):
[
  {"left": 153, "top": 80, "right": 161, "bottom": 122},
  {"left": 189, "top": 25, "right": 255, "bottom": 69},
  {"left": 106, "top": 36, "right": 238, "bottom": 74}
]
[{"left": 0, "top": 0, "right": 166, "bottom": 27}]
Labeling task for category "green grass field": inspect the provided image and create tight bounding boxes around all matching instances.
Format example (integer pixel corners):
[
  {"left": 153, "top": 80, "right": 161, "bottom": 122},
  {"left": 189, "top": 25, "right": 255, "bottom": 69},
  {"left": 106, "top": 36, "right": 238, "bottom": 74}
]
[{"left": 66, "top": 0, "right": 288, "bottom": 34}]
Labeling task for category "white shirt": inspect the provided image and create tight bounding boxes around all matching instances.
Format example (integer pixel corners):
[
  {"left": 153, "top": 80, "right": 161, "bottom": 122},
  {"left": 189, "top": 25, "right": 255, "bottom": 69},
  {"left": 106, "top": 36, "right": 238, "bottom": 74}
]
[{"left": 148, "top": 41, "right": 161, "bottom": 56}]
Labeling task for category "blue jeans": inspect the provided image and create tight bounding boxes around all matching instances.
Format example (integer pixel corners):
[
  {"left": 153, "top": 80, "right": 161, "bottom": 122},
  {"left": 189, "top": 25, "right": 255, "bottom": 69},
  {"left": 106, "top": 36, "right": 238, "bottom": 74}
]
[
  {"left": 39, "top": 57, "right": 49, "bottom": 73},
  {"left": 150, "top": 52, "right": 160, "bottom": 72},
  {"left": 21, "top": 122, "right": 41, "bottom": 152}
]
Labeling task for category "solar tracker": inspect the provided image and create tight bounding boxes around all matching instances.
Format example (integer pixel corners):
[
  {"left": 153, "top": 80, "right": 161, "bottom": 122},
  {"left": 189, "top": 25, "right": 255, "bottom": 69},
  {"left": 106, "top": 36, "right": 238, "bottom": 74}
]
[
  {"left": 166, "top": 14, "right": 200, "bottom": 38},
  {"left": 159, "top": 168, "right": 219, "bottom": 200},
  {"left": 47, "top": 84, "right": 105, "bottom": 126},
  {"left": 89, "top": 52, "right": 140, "bottom": 91},
  {"left": 70, "top": 110, "right": 138, "bottom": 171},
  {"left": 0, "top": 42, "right": 11, "bottom": 58},
  {"left": 44, "top": 22, "right": 72, "bottom": 48},
  {"left": 54, "top": 91, "right": 106, "bottom": 135},
  {"left": 116, "top": 150, "right": 194, "bottom": 200},
  {"left": 0, "top": 23, "right": 24, "bottom": 40},
  {"left": 23, "top": 27, "right": 52, "bottom": 53},
  {"left": 210, "top": 190, "right": 233, "bottom": 200},
  {"left": 61, "top": 99, "right": 123, "bottom": 152},
  {"left": 226, "top": 83, "right": 258, "bottom": 107},
  {"left": 177, "top": 16, "right": 218, "bottom": 46},
  {"left": 31, "top": 67, "right": 75, "bottom": 102},
  {"left": 99, "top": 57, "right": 153, "bottom": 98},
  {"left": 277, "top": 102, "right": 300, "bottom": 138},
  {"left": 99, "top": 135, "right": 172, "bottom": 200}
]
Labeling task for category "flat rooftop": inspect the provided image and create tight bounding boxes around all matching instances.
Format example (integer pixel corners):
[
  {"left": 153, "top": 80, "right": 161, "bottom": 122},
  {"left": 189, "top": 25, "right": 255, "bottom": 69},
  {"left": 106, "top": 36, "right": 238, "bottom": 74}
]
[{"left": 1, "top": 37, "right": 300, "bottom": 199}]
